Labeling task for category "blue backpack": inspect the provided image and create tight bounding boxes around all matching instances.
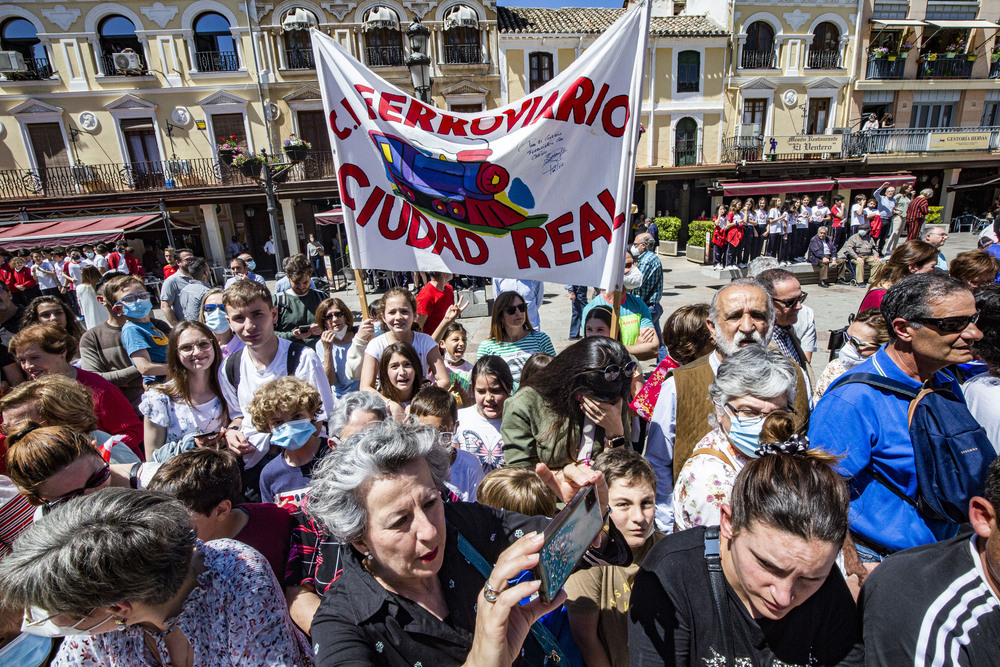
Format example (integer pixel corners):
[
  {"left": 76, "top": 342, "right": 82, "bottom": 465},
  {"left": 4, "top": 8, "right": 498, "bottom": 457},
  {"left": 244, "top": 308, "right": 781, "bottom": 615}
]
[{"left": 831, "top": 372, "right": 995, "bottom": 524}]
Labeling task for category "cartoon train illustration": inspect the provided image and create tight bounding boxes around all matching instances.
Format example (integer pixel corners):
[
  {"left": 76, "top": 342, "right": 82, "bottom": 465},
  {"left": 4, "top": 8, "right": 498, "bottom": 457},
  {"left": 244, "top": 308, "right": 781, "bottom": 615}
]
[{"left": 370, "top": 131, "right": 547, "bottom": 236}]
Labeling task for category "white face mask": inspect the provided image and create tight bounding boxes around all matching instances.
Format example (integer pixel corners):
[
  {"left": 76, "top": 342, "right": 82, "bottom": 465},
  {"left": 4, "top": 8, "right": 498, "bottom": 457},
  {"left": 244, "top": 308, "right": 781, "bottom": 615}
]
[
  {"left": 623, "top": 266, "right": 643, "bottom": 290},
  {"left": 838, "top": 342, "right": 865, "bottom": 369},
  {"left": 22, "top": 607, "right": 115, "bottom": 637},
  {"left": 333, "top": 326, "right": 348, "bottom": 341}
]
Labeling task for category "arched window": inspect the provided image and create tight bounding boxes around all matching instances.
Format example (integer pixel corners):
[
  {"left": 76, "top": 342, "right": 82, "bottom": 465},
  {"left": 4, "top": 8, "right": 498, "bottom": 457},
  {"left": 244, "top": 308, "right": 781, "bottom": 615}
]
[
  {"left": 363, "top": 7, "right": 403, "bottom": 67},
  {"left": 0, "top": 19, "right": 50, "bottom": 79},
  {"left": 529, "top": 52, "right": 553, "bottom": 91},
  {"left": 675, "top": 117, "right": 699, "bottom": 166},
  {"left": 677, "top": 51, "right": 700, "bottom": 93},
  {"left": 444, "top": 5, "right": 480, "bottom": 64},
  {"left": 194, "top": 12, "right": 238, "bottom": 71},
  {"left": 281, "top": 8, "right": 319, "bottom": 69},
  {"left": 808, "top": 22, "right": 841, "bottom": 68},
  {"left": 99, "top": 16, "right": 145, "bottom": 75},
  {"left": 742, "top": 22, "right": 776, "bottom": 69}
]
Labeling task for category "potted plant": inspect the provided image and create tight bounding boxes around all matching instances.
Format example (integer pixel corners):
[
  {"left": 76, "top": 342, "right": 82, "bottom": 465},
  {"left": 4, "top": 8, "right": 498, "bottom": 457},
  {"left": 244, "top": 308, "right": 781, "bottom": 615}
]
[
  {"left": 657, "top": 216, "right": 682, "bottom": 256},
  {"left": 870, "top": 46, "right": 889, "bottom": 59},
  {"left": 945, "top": 40, "right": 965, "bottom": 58},
  {"left": 684, "top": 219, "right": 716, "bottom": 264},
  {"left": 898, "top": 41, "right": 914, "bottom": 57},
  {"left": 232, "top": 151, "right": 262, "bottom": 178},
  {"left": 283, "top": 135, "right": 311, "bottom": 162},
  {"left": 217, "top": 136, "right": 241, "bottom": 165},
  {"left": 267, "top": 157, "right": 291, "bottom": 184},
  {"left": 991, "top": 47, "right": 1000, "bottom": 62}
]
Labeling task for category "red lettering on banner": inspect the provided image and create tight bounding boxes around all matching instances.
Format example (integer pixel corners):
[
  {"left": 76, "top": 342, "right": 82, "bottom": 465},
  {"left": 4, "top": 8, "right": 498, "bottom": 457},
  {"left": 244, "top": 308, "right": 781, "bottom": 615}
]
[
  {"left": 406, "top": 205, "right": 435, "bottom": 249},
  {"left": 355, "top": 187, "right": 385, "bottom": 227},
  {"left": 471, "top": 115, "right": 503, "bottom": 136},
  {"left": 546, "top": 213, "right": 582, "bottom": 265},
  {"left": 378, "top": 196, "right": 405, "bottom": 240},
  {"left": 438, "top": 115, "right": 469, "bottom": 136},
  {"left": 433, "top": 223, "right": 462, "bottom": 260},
  {"left": 502, "top": 97, "right": 537, "bottom": 131},
  {"left": 404, "top": 101, "right": 437, "bottom": 131},
  {"left": 330, "top": 98, "right": 362, "bottom": 140},
  {"left": 597, "top": 189, "right": 625, "bottom": 229},
  {"left": 533, "top": 91, "right": 560, "bottom": 123},
  {"left": 585, "top": 84, "right": 609, "bottom": 126},
  {"left": 379, "top": 93, "right": 406, "bottom": 123},
  {"left": 580, "top": 202, "right": 611, "bottom": 257},
  {"left": 512, "top": 228, "right": 551, "bottom": 269},
  {"left": 456, "top": 229, "right": 488, "bottom": 265},
  {"left": 555, "top": 77, "right": 594, "bottom": 125},
  {"left": 354, "top": 85, "right": 378, "bottom": 119},
  {"left": 337, "top": 164, "right": 369, "bottom": 211},
  {"left": 601, "top": 95, "right": 629, "bottom": 138}
]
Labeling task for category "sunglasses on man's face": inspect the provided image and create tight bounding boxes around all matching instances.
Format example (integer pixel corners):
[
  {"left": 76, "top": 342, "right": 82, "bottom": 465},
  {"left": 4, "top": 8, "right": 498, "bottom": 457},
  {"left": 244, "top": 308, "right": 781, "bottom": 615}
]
[
  {"left": 773, "top": 293, "right": 807, "bottom": 309},
  {"left": 504, "top": 303, "right": 527, "bottom": 316},
  {"left": 41, "top": 463, "right": 111, "bottom": 510},
  {"left": 911, "top": 312, "right": 979, "bottom": 334}
]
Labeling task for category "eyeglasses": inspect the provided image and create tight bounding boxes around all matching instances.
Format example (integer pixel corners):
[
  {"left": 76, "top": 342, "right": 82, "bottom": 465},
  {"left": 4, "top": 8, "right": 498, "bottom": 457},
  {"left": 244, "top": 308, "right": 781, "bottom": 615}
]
[
  {"left": 178, "top": 340, "right": 213, "bottom": 354},
  {"left": 583, "top": 361, "right": 638, "bottom": 382},
  {"left": 40, "top": 463, "right": 111, "bottom": 510},
  {"left": 910, "top": 312, "right": 980, "bottom": 334},
  {"left": 725, "top": 403, "right": 798, "bottom": 425},
  {"left": 846, "top": 333, "right": 879, "bottom": 351},
  {"left": 203, "top": 304, "right": 226, "bottom": 313},
  {"left": 437, "top": 431, "right": 455, "bottom": 447},
  {"left": 116, "top": 292, "right": 151, "bottom": 306},
  {"left": 772, "top": 293, "right": 808, "bottom": 309},
  {"left": 324, "top": 311, "right": 346, "bottom": 321},
  {"left": 503, "top": 303, "right": 528, "bottom": 316}
]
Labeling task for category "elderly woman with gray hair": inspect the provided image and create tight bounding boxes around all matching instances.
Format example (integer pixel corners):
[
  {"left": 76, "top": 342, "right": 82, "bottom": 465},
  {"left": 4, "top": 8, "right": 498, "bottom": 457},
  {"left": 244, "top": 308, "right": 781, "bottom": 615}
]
[
  {"left": 307, "top": 419, "right": 630, "bottom": 667},
  {"left": 0, "top": 489, "right": 312, "bottom": 665},
  {"left": 672, "top": 346, "right": 800, "bottom": 531}
]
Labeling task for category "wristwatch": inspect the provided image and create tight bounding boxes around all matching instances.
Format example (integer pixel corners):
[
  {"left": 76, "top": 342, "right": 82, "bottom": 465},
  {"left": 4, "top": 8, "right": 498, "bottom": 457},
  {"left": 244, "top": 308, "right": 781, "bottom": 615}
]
[{"left": 605, "top": 435, "right": 626, "bottom": 448}]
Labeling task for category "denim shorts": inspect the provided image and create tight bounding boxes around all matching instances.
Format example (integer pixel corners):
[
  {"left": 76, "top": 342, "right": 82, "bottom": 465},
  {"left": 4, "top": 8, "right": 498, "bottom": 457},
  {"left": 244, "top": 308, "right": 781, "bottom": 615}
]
[{"left": 854, "top": 542, "right": 886, "bottom": 564}]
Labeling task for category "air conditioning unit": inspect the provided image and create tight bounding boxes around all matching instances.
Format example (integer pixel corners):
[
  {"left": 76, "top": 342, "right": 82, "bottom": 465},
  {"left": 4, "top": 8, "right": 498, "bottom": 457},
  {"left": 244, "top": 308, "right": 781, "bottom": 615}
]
[
  {"left": 739, "top": 123, "right": 761, "bottom": 137},
  {"left": 0, "top": 51, "right": 26, "bottom": 73},
  {"left": 113, "top": 52, "right": 142, "bottom": 73}
]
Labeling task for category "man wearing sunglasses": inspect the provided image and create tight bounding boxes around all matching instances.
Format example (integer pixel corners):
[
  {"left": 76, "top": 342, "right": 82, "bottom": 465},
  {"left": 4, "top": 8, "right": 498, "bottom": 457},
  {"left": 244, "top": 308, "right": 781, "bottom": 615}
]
[
  {"left": 755, "top": 269, "right": 815, "bottom": 398},
  {"left": 809, "top": 274, "right": 983, "bottom": 576}
]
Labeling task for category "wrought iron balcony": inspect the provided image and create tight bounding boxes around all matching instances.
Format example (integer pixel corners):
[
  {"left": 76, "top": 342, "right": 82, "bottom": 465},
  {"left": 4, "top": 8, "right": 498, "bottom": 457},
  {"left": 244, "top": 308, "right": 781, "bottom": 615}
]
[
  {"left": 365, "top": 46, "right": 404, "bottom": 67},
  {"left": 3, "top": 56, "right": 54, "bottom": 80},
  {"left": 674, "top": 144, "right": 702, "bottom": 167},
  {"left": 99, "top": 53, "right": 147, "bottom": 76},
  {"left": 918, "top": 54, "right": 974, "bottom": 79},
  {"left": 195, "top": 51, "right": 240, "bottom": 72},
  {"left": 284, "top": 48, "right": 315, "bottom": 69},
  {"left": 0, "top": 153, "right": 340, "bottom": 201},
  {"left": 866, "top": 56, "right": 906, "bottom": 79},
  {"left": 740, "top": 49, "right": 777, "bottom": 69},
  {"left": 444, "top": 44, "right": 482, "bottom": 64},
  {"left": 807, "top": 50, "right": 842, "bottom": 69},
  {"left": 990, "top": 58, "right": 1000, "bottom": 79}
]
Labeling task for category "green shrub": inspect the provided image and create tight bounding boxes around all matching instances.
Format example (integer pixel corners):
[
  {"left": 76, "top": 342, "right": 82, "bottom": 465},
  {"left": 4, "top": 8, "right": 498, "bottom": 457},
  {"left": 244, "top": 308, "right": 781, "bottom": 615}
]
[
  {"left": 656, "top": 216, "right": 682, "bottom": 242},
  {"left": 686, "top": 219, "right": 716, "bottom": 247},
  {"left": 926, "top": 206, "right": 943, "bottom": 226}
]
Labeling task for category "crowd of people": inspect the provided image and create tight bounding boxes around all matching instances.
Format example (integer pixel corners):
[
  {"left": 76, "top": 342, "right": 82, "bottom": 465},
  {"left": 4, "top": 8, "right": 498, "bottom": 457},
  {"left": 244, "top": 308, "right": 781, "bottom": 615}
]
[{"left": 0, "top": 216, "right": 998, "bottom": 667}]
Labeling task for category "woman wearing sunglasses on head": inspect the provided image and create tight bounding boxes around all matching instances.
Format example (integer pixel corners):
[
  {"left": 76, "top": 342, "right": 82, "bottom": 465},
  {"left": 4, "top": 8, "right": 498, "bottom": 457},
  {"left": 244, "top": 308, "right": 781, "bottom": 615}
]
[
  {"left": 139, "top": 322, "right": 228, "bottom": 462},
  {"left": 199, "top": 288, "right": 244, "bottom": 359},
  {"left": 502, "top": 336, "right": 634, "bottom": 473},
  {"left": 672, "top": 346, "right": 800, "bottom": 532},
  {"left": 813, "top": 308, "right": 888, "bottom": 401},
  {"left": 476, "top": 291, "right": 555, "bottom": 392}
]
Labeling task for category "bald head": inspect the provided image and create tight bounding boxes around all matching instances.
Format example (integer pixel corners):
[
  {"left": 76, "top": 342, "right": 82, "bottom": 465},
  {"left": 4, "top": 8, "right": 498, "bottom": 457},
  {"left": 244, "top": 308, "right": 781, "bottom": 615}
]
[
  {"left": 634, "top": 234, "right": 655, "bottom": 250},
  {"left": 708, "top": 280, "right": 774, "bottom": 357}
]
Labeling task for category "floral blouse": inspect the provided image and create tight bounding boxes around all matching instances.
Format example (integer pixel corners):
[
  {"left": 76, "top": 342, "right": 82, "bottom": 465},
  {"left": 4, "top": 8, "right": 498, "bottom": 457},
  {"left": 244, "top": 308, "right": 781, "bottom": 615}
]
[
  {"left": 53, "top": 540, "right": 313, "bottom": 666},
  {"left": 140, "top": 389, "right": 225, "bottom": 450},
  {"left": 672, "top": 427, "right": 750, "bottom": 532},
  {"left": 813, "top": 358, "right": 848, "bottom": 402}
]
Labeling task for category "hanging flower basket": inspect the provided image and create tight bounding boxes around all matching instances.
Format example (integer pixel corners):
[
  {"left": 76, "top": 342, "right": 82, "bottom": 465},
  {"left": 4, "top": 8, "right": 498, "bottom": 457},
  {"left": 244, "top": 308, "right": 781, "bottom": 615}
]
[
  {"left": 239, "top": 159, "right": 262, "bottom": 178},
  {"left": 945, "top": 52, "right": 956, "bottom": 59},
  {"left": 218, "top": 148, "right": 237, "bottom": 165},
  {"left": 898, "top": 50, "right": 910, "bottom": 58},
  {"left": 284, "top": 145, "right": 307, "bottom": 162},
  {"left": 991, "top": 52, "right": 1000, "bottom": 62},
  {"left": 271, "top": 167, "right": 290, "bottom": 184},
  {"left": 888, "top": 54, "right": 897, "bottom": 61}
]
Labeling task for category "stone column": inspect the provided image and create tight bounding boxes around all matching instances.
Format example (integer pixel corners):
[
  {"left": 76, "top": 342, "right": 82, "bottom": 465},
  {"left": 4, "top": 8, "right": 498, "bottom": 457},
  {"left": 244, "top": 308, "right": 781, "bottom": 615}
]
[
  {"left": 199, "top": 203, "right": 227, "bottom": 266},
  {"left": 281, "top": 198, "right": 301, "bottom": 255}
]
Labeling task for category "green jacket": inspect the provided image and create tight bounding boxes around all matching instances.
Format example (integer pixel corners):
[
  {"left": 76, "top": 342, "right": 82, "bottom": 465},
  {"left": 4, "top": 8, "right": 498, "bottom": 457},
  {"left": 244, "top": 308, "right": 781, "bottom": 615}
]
[{"left": 500, "top": 386, "right": 630, "bottom": 470}]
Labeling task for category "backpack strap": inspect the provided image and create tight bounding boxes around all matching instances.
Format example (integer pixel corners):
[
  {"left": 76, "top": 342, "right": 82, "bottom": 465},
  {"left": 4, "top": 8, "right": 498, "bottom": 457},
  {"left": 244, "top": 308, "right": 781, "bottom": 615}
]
[
  {"left": 691, "top": 448, "right": 736, "bottom": 469},
  {"left": 224, "top": 347, "right": 244, "bottom": 391},
  {"left": 704, "top": 526, "right": 735, "bottom": 666},
  {"left": 456, "top": 532, "right": 569, "bottom": 666},
  {"left": 286, "top": 340, "right": 307, "bottom": 377},
  {"left": 827, "top": 371, "right": 920, "bottom": 399}
]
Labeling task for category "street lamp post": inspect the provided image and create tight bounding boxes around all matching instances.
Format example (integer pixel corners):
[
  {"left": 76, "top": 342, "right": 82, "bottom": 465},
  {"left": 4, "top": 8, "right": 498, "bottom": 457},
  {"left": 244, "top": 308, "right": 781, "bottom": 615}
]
[{"left": 406, "top": 18, "right": 432, "bottom": 103}]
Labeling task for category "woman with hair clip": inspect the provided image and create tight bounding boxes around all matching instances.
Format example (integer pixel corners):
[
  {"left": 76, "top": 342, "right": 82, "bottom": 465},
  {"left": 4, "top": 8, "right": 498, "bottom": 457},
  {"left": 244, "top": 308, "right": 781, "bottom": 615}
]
[
  {"left": 139, "top": 321, "right": 227, "bottom": 462},
  {"left": 630, "top": 433, "right": 862, "bottom": 665},
  {"left": 858, "top": 239, "right": 938, "bottom": 312},
  {"left": 501, "top": 335, "right": 633, "bottom": 472}
]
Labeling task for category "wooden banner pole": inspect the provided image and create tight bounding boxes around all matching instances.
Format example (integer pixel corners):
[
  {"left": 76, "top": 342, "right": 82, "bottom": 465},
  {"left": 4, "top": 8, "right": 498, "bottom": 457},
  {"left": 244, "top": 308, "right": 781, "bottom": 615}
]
[
  {"left": 354, "top": 269, "right": 370, "bottom": 320},
  {"left": 609, "top": 287, "right": 624, "bottom": 341}
]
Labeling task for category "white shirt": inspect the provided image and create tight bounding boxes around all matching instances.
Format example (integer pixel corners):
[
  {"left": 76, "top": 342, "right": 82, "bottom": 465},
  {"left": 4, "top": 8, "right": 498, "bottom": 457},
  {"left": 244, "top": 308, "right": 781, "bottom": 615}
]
[
  {"left": 851, "top": 203, "right": 865, "bottom": 228},
  {"left": 444, "top": 448, "right": 485, "bottom": 502},
  {"left": 492, "top": 278, "right": 544, "bottom": 331},
  {"left": 365, "top": 332, "right": 440, "bottom": 378},
  {"left": 93, "top": 253, "right": 110, "bottom": 272},
  {"left": 32, "top": 260, "right": 59, "bottom": 290},
  {"left": 217, "top": 337, "right": 336, "bottom": 468},
  {"left": 796, "top": 205, "right": 812, "bottom": 228},
  {"left": 768, "top": 208, "right": 786, "bottom": 235},
  {"left": 811, "top": 205, "right": 830, "bottom": 225},
  {"left": 263, "top": 240, "right": 275, "bottom": 254},
  {"left": 963, "top": 374, "right": 1000, "bottom": 455},
  {"left": 647, "top": 351, "right": 723, "bottom": 531},
  {"left": 455, "top": 405, "right": 505, "bottom": 471}
]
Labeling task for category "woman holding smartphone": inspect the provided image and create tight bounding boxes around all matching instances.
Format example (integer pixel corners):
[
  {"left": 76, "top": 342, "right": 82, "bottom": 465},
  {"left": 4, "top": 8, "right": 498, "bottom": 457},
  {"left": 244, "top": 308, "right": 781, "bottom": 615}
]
[{"left": 139, "top": 321, "right": 227, "bottom": 461}]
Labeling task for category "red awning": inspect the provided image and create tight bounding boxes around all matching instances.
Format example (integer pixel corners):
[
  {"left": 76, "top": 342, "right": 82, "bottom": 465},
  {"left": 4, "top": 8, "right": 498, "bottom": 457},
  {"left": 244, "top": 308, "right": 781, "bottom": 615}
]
[
  {"left": 836, "top": 175, "right": 917, "bottom": 190},
  {"left": 721, "top": 179, "right": 835, "bottom": 197},
  {"left": 0, "top": 214, "right": 163, "bottom": 250},
  {"left": 314, "top": 208, "right": 345, "bottom": 225}
]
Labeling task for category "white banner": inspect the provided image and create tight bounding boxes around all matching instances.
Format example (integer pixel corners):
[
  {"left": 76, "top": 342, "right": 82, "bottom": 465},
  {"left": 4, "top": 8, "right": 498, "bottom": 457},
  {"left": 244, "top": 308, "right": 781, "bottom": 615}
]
[{"left": 312, "top": 1, "right": 650, "bottom": 290}]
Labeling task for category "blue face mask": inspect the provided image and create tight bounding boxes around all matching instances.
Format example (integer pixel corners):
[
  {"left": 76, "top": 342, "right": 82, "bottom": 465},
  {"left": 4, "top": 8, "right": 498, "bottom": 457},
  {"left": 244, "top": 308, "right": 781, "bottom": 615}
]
[
  {"left": 270, "top": 418, "right": 316, "bottom": 450},
  {"left": 122, "top": 299, "right": 152, "bottom": 319},
  {"left": 859, "top": 229, "right": 868, "bottom": 237},
  {"left": 247, "top": 260, "right": 256, "bottom": 271},
  {"left": 204, "top": 309, "right": 230, "bottom": 334},
  {"left": 723, "top": 415, "right": 765, "bottom": 458},
  {"left": 85, "top": 252, "right": 95, "bottom": 259}
]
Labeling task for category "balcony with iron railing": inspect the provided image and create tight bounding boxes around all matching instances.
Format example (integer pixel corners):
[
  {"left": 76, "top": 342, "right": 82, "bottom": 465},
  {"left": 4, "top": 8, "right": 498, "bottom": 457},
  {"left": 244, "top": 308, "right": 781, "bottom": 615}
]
[
  {"left": 740, "top": 49, "right": 778, "bottom": 69},
  {"left": 2, "top": 56, "right": 54, "bottom": 81},
  {"left": 0, "top": 152, "right": 339, "bottom": 201},
  {"left": 917, "top": 54, "right": 974, "bottom": 79},
  {"left": 807, "top": 50, "right": 842, "bottom": 69},
  {"left": 673, "top": 144, "right": 703, "bottom": 167},
  {"left": 284, "top": 48, "right": 315, "bottom": 69},
  {"left": 990, "top": 58, "right": 1000, "bottom": 78},
  {"left": 366, "top": 45, "right": 404, "bottom": 67},
  {"left": 866, "top": 55, "right": 906, "bottom": 79},
  {"left": 444, "top": 44, "right": 483, "bottom": 64},
  {"left": 195, "top": 51, "right": 240, "bottom": 72},
  {"left": 99, "top": 53, "right": 148, "bottom": 75}
]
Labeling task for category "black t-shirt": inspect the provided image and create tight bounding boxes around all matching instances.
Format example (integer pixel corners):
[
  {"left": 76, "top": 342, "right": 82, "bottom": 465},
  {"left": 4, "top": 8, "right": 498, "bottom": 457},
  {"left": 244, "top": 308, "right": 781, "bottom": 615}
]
[
  {"left": 628, "top": 526, "right": 863, "bottom": 666},
  {"left": 860, "top": 532, "right": 1000, "bottom": 666}
]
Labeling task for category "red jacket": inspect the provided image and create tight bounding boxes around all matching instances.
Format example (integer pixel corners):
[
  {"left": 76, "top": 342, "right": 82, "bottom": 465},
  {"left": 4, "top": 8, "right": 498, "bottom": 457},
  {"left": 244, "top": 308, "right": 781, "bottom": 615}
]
[
  {"left": 0, "top": 262, "right": 15, "bottom": 291},
  {"left": 106, "top": 251, "right": 145, "bottom": 278},
  {"left": 10, "top": 266, "right": 36, "bottom": 291}
]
